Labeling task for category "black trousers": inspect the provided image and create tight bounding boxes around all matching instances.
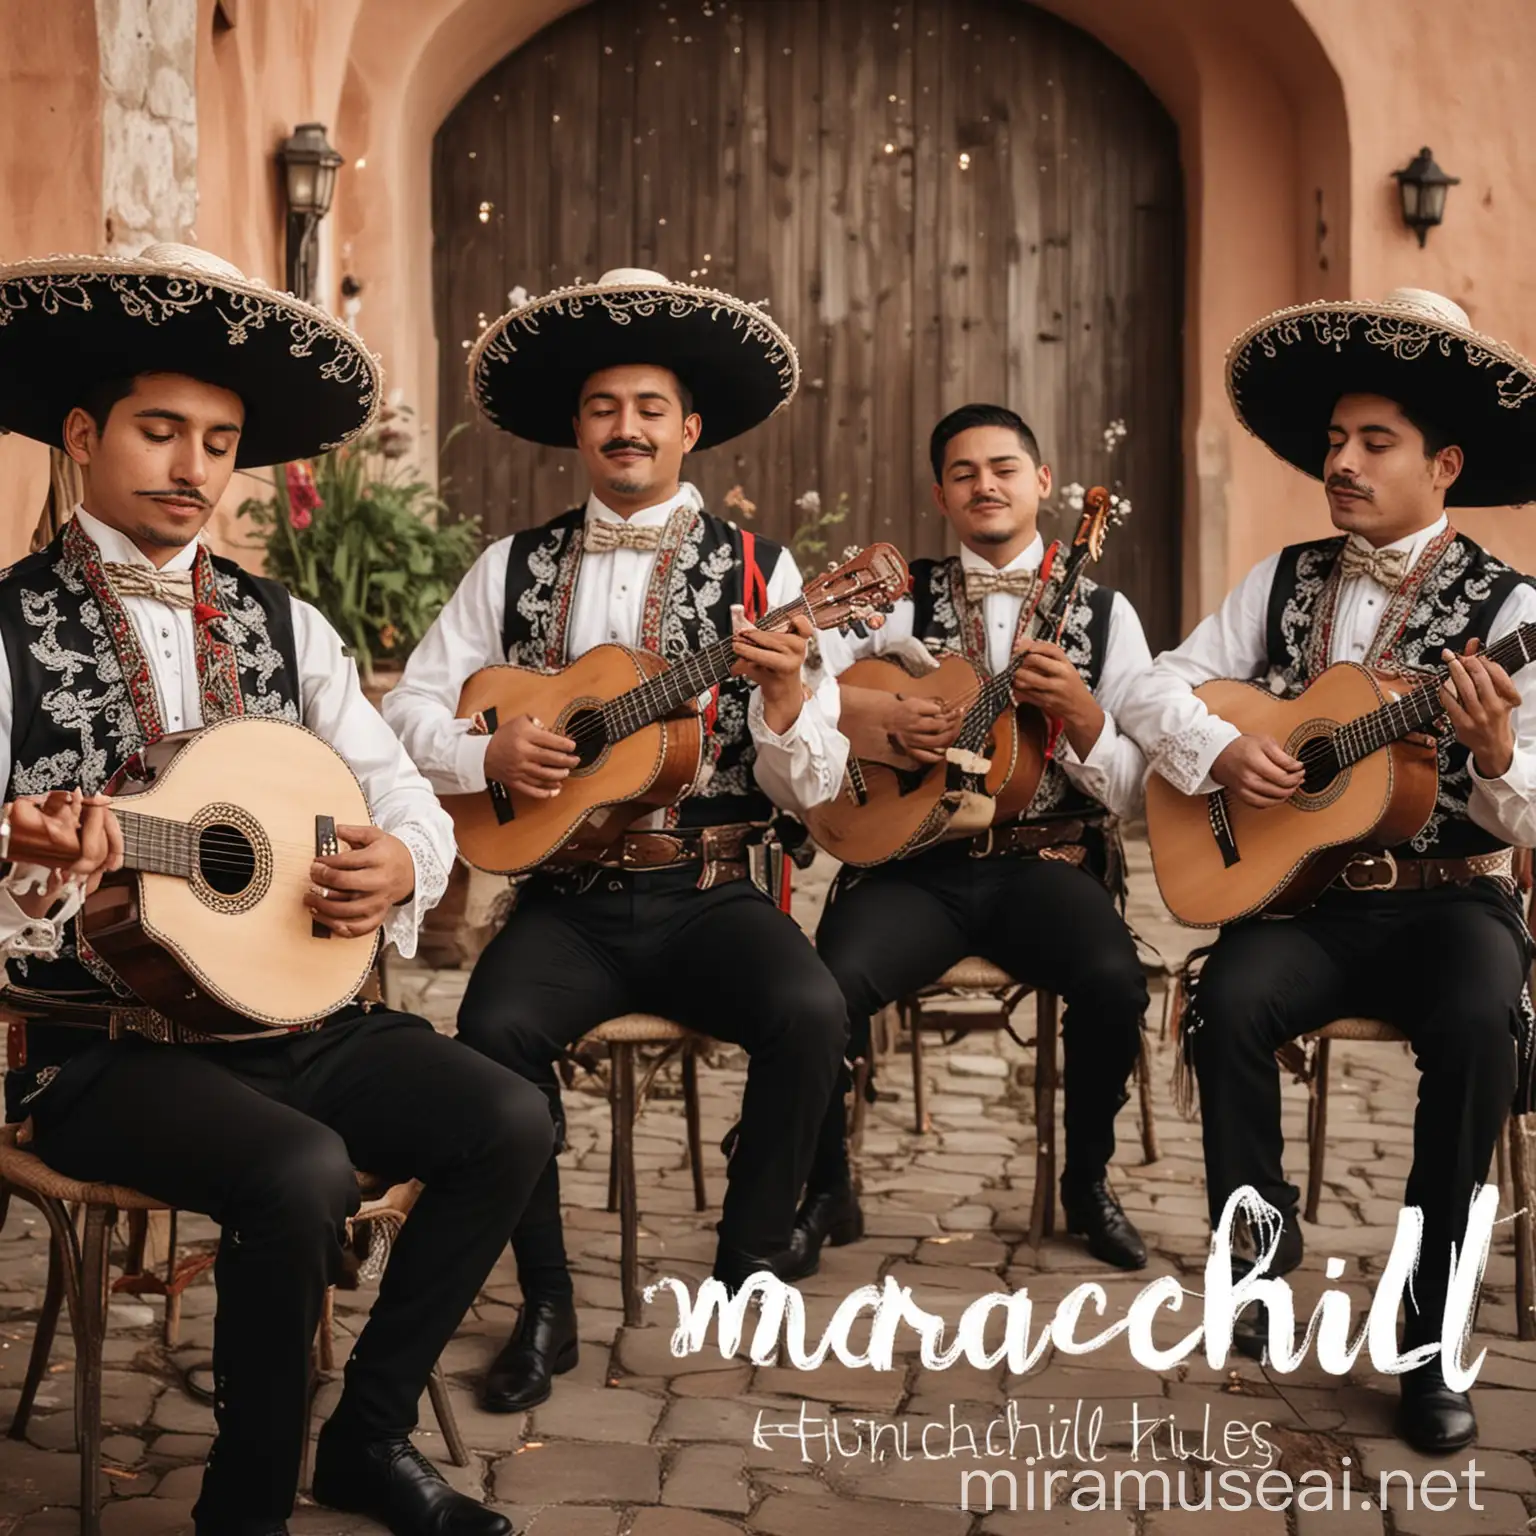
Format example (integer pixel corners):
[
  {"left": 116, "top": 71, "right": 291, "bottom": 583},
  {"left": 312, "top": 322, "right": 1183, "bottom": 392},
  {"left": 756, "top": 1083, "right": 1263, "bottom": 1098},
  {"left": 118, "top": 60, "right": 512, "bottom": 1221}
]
[
  {"left": 456, "top": 866, "right": 847, "bottom": 1274},
  {"left": 1188, "top": 881, "right": 1526, "bottom": 1347},
  {"left": 814, "top": 844, "right": 1149, "bottom": 1191},
  {"left": 29, "top": 1010, "right": 553, "bottom": 1531}
]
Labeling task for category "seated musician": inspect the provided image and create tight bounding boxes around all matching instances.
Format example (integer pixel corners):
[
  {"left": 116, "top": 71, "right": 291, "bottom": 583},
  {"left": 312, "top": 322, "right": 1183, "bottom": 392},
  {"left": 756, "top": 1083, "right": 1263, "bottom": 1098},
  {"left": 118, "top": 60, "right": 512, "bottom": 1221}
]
[
  {"left": 0, "top": 244, "right": 549, "bottom": 1536},
  {"left": 383, "top": 270, "right": 850, "bottom": 1414},
  {"left": 1115, "top": 289, "right": 1536, "bottom": 1454},
  {"left": 798, "top": 403, "right": 1155, "bottom": 1277}
]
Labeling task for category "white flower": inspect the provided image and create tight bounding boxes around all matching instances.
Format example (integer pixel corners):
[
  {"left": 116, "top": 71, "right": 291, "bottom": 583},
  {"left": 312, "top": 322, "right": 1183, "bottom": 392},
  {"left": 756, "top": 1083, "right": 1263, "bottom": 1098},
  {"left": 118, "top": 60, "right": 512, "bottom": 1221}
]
[
  {"left": 794, "top": 490, "right": 822, "bottom": 516},
  {"left": 507, "top": 284, "right": 530, "bottom": 309},
  {"left": 1109, "top": 493, "right": 1132, "bottom": 518},
  {"left": 1059, "top": 482, "right": 1086, "bottom": 512},
  {"left": 1102, "top": 418, "right": 1128, "bottom": 451}
]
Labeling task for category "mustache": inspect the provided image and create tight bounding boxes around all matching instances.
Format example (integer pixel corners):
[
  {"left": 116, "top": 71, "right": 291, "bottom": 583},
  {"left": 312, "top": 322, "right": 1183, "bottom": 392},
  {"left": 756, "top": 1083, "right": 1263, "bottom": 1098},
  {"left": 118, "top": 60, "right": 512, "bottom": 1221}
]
[
  {"left": 601, "top": 438, "right": 654, "bottom": 458},
  {"left": 1326, "top": 474, "right": 1373, "bottom": 499},
  {"left": 136, "top": 488, "right": 212, "bottom": 507}
]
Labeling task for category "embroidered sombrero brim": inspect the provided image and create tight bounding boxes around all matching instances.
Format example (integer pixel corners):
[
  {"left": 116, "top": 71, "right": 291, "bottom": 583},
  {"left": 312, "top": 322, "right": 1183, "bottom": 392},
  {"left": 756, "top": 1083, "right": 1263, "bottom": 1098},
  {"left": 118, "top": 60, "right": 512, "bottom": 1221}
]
[
  {"left": 1226, "top": 294, "right": 1536, "bottom": 507},
  {"left": 468, "top": 275, "right": 799, "bottom": 450},
  {"left": 0, "top": 246, "right": 380, "bottom": 467}
]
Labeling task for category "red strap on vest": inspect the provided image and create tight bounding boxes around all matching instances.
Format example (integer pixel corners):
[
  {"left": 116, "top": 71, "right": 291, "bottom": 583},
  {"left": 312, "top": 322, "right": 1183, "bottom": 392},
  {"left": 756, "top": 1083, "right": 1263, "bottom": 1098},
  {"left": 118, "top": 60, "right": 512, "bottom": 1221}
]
[{"left": 740, "top": 530, "right": 768, "bottom": 624}]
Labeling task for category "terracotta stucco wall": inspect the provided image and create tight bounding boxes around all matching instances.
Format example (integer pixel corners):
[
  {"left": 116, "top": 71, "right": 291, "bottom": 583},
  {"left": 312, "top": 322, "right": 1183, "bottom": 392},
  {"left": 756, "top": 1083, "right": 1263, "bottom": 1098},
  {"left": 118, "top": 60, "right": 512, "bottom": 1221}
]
[
  {"left": 0, "top": 0, "right": 103, "bottom": 558},
  {"left": 5, "top": 0, "right": 1536, "bottom": 623}
]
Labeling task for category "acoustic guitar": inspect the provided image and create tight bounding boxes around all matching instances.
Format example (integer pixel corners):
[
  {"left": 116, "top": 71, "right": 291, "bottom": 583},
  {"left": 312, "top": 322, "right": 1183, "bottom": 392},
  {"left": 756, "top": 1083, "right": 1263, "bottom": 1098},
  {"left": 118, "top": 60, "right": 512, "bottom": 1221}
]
[
  {"left": 1142, "top": 628, "right": 1536, "bottom": 925},
  {"left": 804, "top": 489, "right": 1122, "bottom": 867},
  {"left": 445, "top": 543, "right": 910, "bottom": 874},
  {"left": 3, "top": 717, "right": 379, "bottom": 1033}
]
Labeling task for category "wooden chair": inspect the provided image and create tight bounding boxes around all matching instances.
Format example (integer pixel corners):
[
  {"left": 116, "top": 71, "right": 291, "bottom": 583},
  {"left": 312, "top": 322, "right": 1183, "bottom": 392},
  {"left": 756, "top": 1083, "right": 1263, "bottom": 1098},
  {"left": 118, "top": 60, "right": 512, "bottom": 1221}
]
[
  {"left": 897, "top": 958, "right": 1160, "bottom": 1245},
  {"left": 575, "top": 1014, "right": 709, "bottom": 1325},
  {"left": 1293, "top": 1017, "right": 1535, "bottom": 1342},
  {"left": 0, "top": 1126, "right": 463, "bottom": 1533}
]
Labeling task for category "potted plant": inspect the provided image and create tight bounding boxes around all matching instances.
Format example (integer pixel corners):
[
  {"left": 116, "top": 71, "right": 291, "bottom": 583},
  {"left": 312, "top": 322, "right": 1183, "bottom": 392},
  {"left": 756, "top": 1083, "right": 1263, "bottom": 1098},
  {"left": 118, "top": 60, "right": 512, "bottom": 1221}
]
[{"left": 237, "top": 404, "right": 479, "bottom": 703}]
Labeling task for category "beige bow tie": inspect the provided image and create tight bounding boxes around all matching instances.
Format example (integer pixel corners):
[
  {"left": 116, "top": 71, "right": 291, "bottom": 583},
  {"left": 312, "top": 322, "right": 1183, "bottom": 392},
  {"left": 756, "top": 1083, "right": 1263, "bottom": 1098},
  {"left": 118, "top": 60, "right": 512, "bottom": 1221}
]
[
  {"left": 584, "top": 521, "right": 664, "bottom": 554},
  {"left": 1337, "top": 534, "right": 1410, "bottom": 590},
  {"left": 102, "top": 563, "right": 198, "bottom": 609},
  {"left": 963, "top": 567, "right": 1039, "bottom": 602}
]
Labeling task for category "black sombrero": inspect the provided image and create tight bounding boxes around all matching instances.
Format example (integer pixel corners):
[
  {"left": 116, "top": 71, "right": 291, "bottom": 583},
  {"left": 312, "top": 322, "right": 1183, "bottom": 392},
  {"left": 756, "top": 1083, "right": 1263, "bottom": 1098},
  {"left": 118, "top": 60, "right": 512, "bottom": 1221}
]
[
  {"left": 1226, "top": 287, "right": 1536, "bottom": 507},
  {"left": 0, "top": 243, "right": 380, "bottom": 467},
  {"left": 468, "top": 267, "right": 799, "bottom": 450}
]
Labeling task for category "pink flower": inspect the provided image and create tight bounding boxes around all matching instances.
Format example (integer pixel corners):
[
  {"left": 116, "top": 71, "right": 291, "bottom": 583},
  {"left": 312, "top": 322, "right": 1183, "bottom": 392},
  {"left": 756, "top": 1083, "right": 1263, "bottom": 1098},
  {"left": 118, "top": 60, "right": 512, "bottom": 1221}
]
[{"left": 285, "top": 460, "right": 323, "bottom": 530}]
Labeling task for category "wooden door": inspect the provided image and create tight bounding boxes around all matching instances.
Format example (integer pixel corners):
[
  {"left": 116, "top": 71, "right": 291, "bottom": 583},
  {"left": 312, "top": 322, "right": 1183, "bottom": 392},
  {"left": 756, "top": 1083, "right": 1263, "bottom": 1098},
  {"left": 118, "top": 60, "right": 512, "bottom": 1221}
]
[{"left": 433, "top": 0, "right": 1184, "bottom": 647}]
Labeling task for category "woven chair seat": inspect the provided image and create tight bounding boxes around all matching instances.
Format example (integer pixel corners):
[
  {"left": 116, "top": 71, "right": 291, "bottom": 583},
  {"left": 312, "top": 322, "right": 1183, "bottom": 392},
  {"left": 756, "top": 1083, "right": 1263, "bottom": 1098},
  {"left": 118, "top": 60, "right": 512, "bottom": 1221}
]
[
  {"left": 581, "top": 1013, "right": 697, "bottom": 1046},
  {"left": 0, "top": 1125, "right": 166, "bottom": 1211},
  {"left": 924, "top": 957, "right": 1018, "bottom": 992},
  {"left": 1311, "top": 1017, "right": 1408, "bottom": 1043}
]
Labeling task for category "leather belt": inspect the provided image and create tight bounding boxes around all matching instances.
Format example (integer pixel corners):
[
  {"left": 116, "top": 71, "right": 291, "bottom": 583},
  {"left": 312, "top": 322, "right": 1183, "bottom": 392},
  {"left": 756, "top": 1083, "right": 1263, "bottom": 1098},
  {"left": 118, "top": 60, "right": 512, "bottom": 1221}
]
[
  {"left": 545, "top": 822, "right": 766, "bottom": 889},
  {"left": 967, "top": 818, "right": 1089, "bottom": 862},
  {"left": 1332, "top": 847, "right": 1514, "bottom": 893}
]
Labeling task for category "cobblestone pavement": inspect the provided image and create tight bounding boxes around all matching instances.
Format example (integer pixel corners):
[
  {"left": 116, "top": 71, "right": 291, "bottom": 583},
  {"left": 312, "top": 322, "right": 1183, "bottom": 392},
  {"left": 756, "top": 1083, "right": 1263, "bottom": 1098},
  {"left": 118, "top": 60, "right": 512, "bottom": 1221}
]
[{"left": 0, "top": 836, "right": 1532, "bottom": 1534}]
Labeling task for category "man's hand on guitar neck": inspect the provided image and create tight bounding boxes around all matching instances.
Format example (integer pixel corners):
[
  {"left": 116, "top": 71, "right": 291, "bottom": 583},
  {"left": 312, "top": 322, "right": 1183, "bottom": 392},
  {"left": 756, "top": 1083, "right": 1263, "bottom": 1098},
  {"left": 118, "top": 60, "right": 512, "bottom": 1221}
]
[
  {"left": 731, "top": 613, "right": 815, "bottom": 734},
  {"left": 484, "top": 715, "right": 581, "bottom": 800},
  {"left": 307, "top": 826, "right": 417, "bottom": 939},
  {"left": 1441, "top": 638, "right": 1521, "bottom": 779},
  {"left": 1211, "top": 736, "right": 1305, "bottom": 808},
  {"left": 6, "top": 791, "right": 125, "bottom": 918},
  {"left": 1010, "top": 640, "right": 1107, "bottom": 760}
]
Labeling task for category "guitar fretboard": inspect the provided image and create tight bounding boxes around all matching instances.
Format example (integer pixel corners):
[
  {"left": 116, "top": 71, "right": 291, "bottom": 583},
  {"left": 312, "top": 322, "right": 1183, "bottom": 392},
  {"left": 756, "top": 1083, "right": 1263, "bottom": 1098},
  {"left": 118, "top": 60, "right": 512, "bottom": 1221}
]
[
  {"left": 596, "top": 595, "right": 816, "bottom": 743},
  {"left": 114, "top": 810, "right": 196, "bottom": 878},
  {"left": 1324, "top": 622, "right": 1536, "bottom": 772}
]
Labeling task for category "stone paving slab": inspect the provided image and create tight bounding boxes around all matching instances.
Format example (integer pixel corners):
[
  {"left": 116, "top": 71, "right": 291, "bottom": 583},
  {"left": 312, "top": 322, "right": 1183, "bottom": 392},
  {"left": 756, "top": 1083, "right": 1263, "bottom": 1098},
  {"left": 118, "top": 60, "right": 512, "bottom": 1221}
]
[{"left": 0, "top": 836, "right": 1531, "bottom": 1533}]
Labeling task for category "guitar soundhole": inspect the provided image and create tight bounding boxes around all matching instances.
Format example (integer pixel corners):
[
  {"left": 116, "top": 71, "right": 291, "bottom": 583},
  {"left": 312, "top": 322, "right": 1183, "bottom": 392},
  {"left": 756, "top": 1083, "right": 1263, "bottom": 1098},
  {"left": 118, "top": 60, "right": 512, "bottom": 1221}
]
[
  {"left": 1287, "top": 721, "right": 1350, "bottom": 811},
  {"left": 199, "top": 823, "right": 256, "bottom": 895},
  {"left": 561, "top": 703, "right": 610, "bottom": 775}
]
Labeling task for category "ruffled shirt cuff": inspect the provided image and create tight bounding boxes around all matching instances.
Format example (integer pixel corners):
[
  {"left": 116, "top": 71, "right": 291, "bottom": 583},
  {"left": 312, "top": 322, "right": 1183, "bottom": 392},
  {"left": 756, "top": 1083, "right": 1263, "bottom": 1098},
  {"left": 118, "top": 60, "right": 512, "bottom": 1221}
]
[
  {"left": 381, "top": 821, "right": 451, "bottom": 960},
  {"left": 0, "top": 868, "right": 84, "bottom": 960},
  {"left": 1150, "top": 717, "right": 1242, "bottom": 797}
]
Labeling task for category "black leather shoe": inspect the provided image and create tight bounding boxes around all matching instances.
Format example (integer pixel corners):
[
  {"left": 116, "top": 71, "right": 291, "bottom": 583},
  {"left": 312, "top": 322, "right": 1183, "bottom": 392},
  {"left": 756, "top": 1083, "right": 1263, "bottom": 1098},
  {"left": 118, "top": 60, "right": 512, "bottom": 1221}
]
[
  {"left": 194, "top": 1523, "right": 288, "bottom": 1535},
  {"left": 312, "top": 1426, "right": 510, "bottom": 1536},
  {"left": 480, "top": 1293, "right": 579, "bottom": 1413},
  {"left": 1061, "top": 1178, "right": 1148, "bottom": 1270},
  {"left": 1228, "top": 1213, "right": 1306, "bottom": 1361},
  {"left": 773, "top": 1178, "right": 865, "bottom": 1281},
  {"left": 1396, "top": 1358, "right": 1478, "bottom": 1454},
  {"left": 713, "top": 1243, "right": 788, "bottom": 1295}
]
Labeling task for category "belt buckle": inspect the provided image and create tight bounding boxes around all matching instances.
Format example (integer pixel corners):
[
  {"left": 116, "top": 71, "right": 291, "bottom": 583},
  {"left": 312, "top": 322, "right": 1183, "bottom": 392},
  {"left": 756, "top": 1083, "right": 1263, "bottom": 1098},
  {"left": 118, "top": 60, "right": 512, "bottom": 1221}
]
[
  {"left": 971, "top": 827, "right": 996, "bottom": 859},
  {"left": 1341, "top": 849, "right": 1398, "bottom": 891}
]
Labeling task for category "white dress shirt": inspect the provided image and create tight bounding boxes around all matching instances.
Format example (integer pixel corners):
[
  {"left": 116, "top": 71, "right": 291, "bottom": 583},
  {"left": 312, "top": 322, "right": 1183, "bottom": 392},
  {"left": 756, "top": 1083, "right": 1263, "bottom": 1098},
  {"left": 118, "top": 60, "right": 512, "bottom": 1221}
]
[
  {"left": 0, "top": 506, "right": 455, "bottom": 962},
  {"left": 815, "top": 535, "right": 1153, "bottom": 820},
  {"left": 382, "top": 484, "right": 849, "bottom": 822},
  {"left": 1116, "top": 513, "right": 1536, "bottom": 845}
]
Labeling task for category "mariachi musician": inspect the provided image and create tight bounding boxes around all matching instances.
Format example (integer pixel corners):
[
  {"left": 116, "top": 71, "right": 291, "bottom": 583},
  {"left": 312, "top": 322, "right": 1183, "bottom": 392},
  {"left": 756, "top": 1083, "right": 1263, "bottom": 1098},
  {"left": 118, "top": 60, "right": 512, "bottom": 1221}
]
[
  {"left": 384, "top": 269, "right": 850, "bottom": 1414},
  {"left": 0, "top": 244, "right": 544, "bottom": 1536},
  {"left": 799, "top": 403, "right": 1156, "bottom": 1277},
  {"left": 1115, "top": 289, "right": 1536, "bottom": 1454}
]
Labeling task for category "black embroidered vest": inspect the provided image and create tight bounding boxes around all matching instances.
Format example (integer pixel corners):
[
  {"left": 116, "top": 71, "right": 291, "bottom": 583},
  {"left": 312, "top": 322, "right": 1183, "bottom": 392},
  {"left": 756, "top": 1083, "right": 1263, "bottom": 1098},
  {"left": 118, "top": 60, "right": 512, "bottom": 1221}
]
[
  {"left": 908, "top": 555, "right": 1116, "bottom": 822},
  {"left": 498, "top": 504, "right": 784, "bottom": 829},
  {"left": 0, "top": 522, "right": 301, "bottom": 1118},
  {"left": 1261, "top": 528, "right": 1533, "bottom": 856}
]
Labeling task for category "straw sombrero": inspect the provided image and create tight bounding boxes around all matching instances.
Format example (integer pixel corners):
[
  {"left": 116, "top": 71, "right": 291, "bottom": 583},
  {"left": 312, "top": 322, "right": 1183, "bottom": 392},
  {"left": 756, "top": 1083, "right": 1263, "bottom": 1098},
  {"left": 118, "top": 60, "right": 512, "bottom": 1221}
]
[
  {"left": 0, "top": 243, "right": 380, "bottom": 467},
  {"left": 1225, "top": 287, "right": 1536, "bottom": 507},
  {"left": 468, "top": 267, "right": 798, "bottom": 450}
]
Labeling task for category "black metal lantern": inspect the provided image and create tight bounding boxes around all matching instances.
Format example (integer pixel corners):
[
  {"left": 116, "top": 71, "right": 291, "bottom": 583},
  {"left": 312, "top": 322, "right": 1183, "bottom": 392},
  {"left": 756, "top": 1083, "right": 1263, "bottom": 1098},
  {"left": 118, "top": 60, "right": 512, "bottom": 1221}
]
[
  {"left": 1393, "top": 146, "right": 1459, "bottom": 248},
  {"left": 277, "top": 122, "right": 343, "bottom": 300}
]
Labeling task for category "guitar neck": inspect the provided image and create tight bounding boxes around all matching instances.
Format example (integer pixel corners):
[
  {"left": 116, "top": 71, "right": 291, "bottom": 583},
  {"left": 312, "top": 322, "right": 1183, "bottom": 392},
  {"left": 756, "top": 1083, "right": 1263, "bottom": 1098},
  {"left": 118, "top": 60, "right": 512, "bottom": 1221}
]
[
  {"left": 599, "top": 595, "right": 814, "bottom": 742},
  {"left": 6, "top": 807, "right": 194, "bottom": 880},
  {"left": 1336, "top": 622, "right": 1536, "bottom": 766}
]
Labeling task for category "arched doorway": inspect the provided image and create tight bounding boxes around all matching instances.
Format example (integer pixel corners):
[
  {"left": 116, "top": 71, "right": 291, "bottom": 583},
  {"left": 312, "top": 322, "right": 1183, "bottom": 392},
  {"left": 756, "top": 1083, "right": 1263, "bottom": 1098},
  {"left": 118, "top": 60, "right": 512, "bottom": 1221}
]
[{"left": 433, "top": 0, "right": 1184, "bottom": 646}]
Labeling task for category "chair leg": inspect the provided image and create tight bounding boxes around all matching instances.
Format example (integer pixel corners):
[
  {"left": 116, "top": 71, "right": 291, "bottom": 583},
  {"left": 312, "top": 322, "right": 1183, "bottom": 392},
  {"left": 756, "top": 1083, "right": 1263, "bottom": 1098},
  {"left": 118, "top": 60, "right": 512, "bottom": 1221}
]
[
  {"left": 11, "top": 1222, "right": 64, "bottom": 1439},
  {"left": 682, "top": 1046, "right": 706, "bottom": 1213},
  {"left": 1304, "top": 1039, "right": 1332, "bottom": 1225},
  {"left": 426, "top": 1362, "right": 469, "bottom": 1467},
  {"left": 1136, "top": 1029, "right": 1160, "bottom": 1165},
  {"left": 318, "top": 1286, "right": 337, "bottom": 1373},
  {"left": 163, "top": 1209, "right": 182, "bottom": 1348},
  {"left": 78, "top": 1203, "right": 112, "bottom": 1536},
  {"left": 615, "top": 1043, "right": 641, "bottom": 1327},
  {"left": 1030, "top": 993, "right": 1060, "bottom": 1245},
  {"left": 908, "top": 1000, "right": 928, "bottom": 1134},
  {"left": 848, "top": 1058, "right": 870, "bottom": 1156},
  {"left": 607, "top": 1053, "right": 622, "bottom": 1215},
  {"left": 1509, "top": 1113, "right": 1535, "bottom": 1342}
]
